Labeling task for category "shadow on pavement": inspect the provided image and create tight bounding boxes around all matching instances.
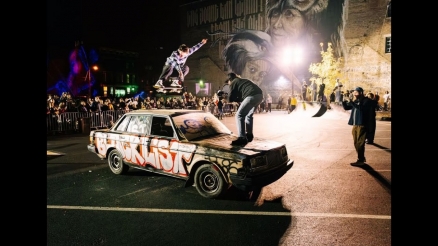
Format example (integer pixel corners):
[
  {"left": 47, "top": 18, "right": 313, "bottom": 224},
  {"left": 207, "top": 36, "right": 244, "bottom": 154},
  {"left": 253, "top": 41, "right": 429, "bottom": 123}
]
[{"left": 357, "top": 164, "right": 391, "bottom": 194}]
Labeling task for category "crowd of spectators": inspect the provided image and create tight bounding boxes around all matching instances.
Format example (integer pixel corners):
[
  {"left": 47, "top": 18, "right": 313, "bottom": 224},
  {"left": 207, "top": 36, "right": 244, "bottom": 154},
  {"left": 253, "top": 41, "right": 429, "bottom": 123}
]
[
  {"left": 46, "top": 91, "right": 239, "bottom": 118},
  {"left": 46, "top": 89, "right": 390, "bottom": 117}
]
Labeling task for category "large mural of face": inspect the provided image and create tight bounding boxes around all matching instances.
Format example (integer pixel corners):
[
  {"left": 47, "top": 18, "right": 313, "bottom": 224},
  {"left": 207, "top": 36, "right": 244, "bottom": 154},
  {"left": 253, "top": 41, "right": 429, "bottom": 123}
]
[
  {"left": 222, "top": 30, "right": 273, "bottom": 86},
  {"left": 217, "top": 0, "right": 346, "bottom": 99},
  {"left": 266, "top": 2, "right": 306, "bottom": 47}
]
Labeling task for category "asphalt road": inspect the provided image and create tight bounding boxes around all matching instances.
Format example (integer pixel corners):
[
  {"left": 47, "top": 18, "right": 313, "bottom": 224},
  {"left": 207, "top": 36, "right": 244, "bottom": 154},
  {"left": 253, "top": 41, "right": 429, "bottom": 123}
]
[{"left": 47, "top": 105, "right": 391, "bottom": 246}]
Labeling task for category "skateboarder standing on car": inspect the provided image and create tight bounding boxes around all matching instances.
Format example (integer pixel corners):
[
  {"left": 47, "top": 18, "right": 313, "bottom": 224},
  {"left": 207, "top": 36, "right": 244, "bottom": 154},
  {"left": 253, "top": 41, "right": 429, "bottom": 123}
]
[
  {"left": 227, "top": 72, "right": 264, "bottom": 146},
  {"left": 154, "top": 39, "right": 208, "bottom": 88}
]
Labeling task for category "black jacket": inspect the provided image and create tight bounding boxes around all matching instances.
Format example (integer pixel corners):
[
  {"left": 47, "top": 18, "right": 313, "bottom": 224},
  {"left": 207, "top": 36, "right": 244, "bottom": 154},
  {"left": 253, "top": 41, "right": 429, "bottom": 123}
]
[
  {"left": 342, "top": 97, "right": 374, "bottom": 126},
  {"left": 228, "top": 78, "right": 263, "bottom": 102}
]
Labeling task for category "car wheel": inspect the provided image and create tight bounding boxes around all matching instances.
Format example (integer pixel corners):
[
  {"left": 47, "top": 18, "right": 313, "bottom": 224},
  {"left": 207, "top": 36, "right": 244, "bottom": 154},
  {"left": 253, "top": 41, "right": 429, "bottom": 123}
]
[
  {"left": 194, "top": 164, "right": 226, "bottom": 199},
  {"left": 108, "top": 149, "right": 129, "bottom": 175}
]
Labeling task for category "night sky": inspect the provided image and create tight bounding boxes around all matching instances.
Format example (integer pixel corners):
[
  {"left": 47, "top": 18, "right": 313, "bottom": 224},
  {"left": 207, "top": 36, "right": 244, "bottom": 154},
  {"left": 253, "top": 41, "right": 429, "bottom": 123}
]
[{"left": 47, "top": 0, "right": 196, "bottom": 58}]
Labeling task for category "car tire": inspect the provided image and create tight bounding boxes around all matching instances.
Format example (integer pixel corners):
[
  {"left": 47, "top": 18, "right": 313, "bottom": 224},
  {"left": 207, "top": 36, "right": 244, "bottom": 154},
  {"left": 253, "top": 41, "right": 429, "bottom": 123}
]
[
  {"left": 194, "top": 164, "right": 226, "bottom": 199},
  {"left": 108, "top": 149, "right": 129, "bottom": 175}
]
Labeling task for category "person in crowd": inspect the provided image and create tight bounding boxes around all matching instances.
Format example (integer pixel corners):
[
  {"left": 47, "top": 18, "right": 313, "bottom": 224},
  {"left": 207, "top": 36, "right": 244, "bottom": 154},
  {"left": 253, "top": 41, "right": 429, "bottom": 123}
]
[
  {"left": 227, "top": 72, "right": 264, "bottom": 145},
  {"left": 301, "top": 80, "right": 308, "bottom": 101},
  {"left": 265, "top": 94, "right": 272, "bottom": 112},
  {"left": 310, "top": 80, "right": 318, "bottom": 102},
  {"left": 77, "top": 100, "right": 88, "bottom": 112},
  {"left": 342, "top": 87, "right": 375, "bottom": 166},
  {"left": 156, "top": 100, "right": 162, "bottom": 109},
  {"left": 383, "top": 90, "right": 390, "bottom": 111},
  {"left": 329, "top": 90, "right": 336, "bottom": 108},
  {"left": 374, "top": 91, "right": 381, "bottom": 111},
  {"left": 277, "top": 95, "right": 284, "bottom": 109},
  {"left": 318, "top": 80, "right": 325, "bottom": 101},
  {"left": 288, "top": 94, "right": 297, "bottom": 114},
  {"left": 47, "top": 94, "right": 55, "bottom": 109},
  {"left": 106, "top": 99, "right": 114, "bottom": 110},
  {"left": 100, "top": 99, "right": 109, "bottom": 111},
  {"left": 259, "top": 97, "right": 266, "bottom": 113},
  {"left": 365, "top": 92, "right": 377, "bottom": 145},
  {"left": 90, "top": 96, "right": 101, "bottom": 112},
  {"left": 164, "top": 98, "right": 172, "bottom": 109},
  {"left": 217, "top": 98, "right": 225, "bottom": 120},
  {"left": 118, "top": 98, "right": 126, "bottom": 110},
  {"left": 334, "top": 78, "right": 343, "bottom": 103},
  {"left": 154, "top": 39, "right": 207, "bottom": 88}
]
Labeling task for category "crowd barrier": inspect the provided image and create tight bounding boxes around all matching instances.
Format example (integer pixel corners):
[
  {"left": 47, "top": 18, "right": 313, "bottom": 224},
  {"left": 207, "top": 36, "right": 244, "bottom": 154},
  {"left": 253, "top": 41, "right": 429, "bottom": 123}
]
[
  {"left": 47, "top": 110, "right": 129, "bottom": 134},
  {"left": 47, "top": 105, "right": 240, "bottom": 134}
]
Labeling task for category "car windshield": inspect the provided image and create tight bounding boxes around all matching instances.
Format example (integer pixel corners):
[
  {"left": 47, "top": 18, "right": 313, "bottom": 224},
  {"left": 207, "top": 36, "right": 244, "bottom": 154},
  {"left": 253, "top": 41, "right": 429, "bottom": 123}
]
[{"left": 171, "top": 112, "right": 232, "bottom": 141}]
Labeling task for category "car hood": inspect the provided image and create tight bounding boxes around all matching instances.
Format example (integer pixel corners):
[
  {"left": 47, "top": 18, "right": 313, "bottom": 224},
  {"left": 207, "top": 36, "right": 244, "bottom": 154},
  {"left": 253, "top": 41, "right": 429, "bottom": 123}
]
[{"left": 191, "top": 134, "right": 285, "bottom": 157}]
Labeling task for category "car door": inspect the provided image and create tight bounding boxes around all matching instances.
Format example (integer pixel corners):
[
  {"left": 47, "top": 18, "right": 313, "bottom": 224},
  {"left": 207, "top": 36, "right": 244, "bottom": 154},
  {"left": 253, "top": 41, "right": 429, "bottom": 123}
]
[
  {"left": 121, "top": 115, "right": 150, "bottom": 166},
  {"left": 146, "top": 116, "right": 189, "bottom": 177}
]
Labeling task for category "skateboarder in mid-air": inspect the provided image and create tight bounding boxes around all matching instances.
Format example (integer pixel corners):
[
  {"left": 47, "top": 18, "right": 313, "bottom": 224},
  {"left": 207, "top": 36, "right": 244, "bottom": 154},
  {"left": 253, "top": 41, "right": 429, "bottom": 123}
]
[{"left": 154, "top": 39, "right": 208, "bottom": 89}]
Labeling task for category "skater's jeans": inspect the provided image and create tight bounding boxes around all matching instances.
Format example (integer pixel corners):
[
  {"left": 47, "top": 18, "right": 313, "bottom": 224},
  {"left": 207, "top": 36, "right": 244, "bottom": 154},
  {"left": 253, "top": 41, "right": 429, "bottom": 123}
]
[
  {"left": 159, "top": 63, "right": 189, "bottom": 81},
  {"left": 235, "top": 94, "right": 263, "bottom": 138}
]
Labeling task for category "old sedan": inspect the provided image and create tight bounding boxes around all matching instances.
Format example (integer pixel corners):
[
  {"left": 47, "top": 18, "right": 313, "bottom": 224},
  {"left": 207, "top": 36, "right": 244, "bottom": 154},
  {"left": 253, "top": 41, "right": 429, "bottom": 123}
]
[{"left": 87, "top": 109, "right": 293, "bottom": 199}]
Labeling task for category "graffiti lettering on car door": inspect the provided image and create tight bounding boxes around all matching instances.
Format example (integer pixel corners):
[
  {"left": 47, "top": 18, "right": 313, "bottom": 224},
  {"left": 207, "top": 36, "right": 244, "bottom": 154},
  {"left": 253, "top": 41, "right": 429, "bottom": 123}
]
[{"left": 95, "top": 132, "right": 195, "bottom": 176}]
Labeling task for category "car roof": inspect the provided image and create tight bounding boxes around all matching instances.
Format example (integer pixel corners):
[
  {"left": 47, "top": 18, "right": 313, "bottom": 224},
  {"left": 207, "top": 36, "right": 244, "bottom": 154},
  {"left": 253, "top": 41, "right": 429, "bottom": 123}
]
[{"left": 124, "top": 109, "right": 205, "bottom": 116}]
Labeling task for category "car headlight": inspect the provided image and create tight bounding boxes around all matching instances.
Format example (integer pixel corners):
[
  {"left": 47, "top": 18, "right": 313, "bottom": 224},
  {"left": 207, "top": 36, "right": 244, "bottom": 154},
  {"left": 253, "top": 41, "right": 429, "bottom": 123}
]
[{"left": 250, "top": 155, "right": 267, "bottom": 168}]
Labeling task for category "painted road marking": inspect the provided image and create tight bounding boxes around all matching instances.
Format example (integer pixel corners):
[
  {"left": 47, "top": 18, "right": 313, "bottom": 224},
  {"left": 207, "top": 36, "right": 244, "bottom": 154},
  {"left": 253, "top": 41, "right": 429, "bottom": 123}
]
[
  {"left": 47, "top": 205, "right": 390, "bottom": 220},
  {"left": 47, "top": 150, "right": 65, "bottom": 156}
]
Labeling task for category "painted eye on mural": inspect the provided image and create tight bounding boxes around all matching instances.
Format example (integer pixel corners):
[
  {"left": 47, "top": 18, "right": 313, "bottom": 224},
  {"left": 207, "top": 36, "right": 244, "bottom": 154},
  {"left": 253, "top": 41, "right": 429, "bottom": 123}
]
[
  {"left": 270, "top": 8, "right": 281, "bottom": 18},
  {"left": 248, "top": 66, "right": 258, "bottom": 74},
  {"left": 259, "top": 71, "right": 268, "bottom": 78},
  {"left": 283, "top": 8, "right": 301, "bottom": 18}
]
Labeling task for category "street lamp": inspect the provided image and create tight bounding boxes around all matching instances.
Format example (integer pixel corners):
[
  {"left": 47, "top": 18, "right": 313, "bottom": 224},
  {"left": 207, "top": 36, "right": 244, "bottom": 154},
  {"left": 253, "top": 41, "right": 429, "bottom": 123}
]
[
  {"left": 87, "top": 65, "right": 99, "bottom": 98},
  {"left": 280, "top": 45, "right": 304, "bottom": 97}
]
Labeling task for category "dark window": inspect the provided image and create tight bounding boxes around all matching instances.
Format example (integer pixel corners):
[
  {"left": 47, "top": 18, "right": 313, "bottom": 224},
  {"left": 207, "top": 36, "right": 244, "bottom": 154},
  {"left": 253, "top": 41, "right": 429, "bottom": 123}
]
[
  {"left": 386, "top": 1, "right": 391, "bottom": 18},
  {"left": 385, "top": 37, "right": 391, "bottom": 53},
  {"left": 151, "top": 117, "right": 174, "bottom": 137}
]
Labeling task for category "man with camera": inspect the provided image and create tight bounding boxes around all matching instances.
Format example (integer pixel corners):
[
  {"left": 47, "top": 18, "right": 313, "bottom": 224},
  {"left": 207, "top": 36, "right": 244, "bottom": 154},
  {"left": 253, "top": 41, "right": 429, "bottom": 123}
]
[{"left": 341, "top": 87, "right": 375, "bottom": 166}]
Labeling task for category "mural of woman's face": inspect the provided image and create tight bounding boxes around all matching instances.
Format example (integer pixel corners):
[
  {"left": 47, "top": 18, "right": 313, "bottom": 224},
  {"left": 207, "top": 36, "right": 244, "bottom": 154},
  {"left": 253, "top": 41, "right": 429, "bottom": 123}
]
[
  {"left": 268, "top": 7, "right": 305, "bottom": 47},
  {"left": 241, "top": 59, "right": 271, "bottom": 86}
]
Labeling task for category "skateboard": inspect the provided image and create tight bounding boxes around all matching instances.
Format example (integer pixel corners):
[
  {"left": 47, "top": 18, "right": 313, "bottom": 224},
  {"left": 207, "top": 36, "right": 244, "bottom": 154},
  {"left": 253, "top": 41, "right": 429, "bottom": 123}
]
[
  {"left": 155, "top": 77, "right": 184, "bottom": 94},
  {"left": 156, "top": 87, "right": 183, "bottom": 94}
]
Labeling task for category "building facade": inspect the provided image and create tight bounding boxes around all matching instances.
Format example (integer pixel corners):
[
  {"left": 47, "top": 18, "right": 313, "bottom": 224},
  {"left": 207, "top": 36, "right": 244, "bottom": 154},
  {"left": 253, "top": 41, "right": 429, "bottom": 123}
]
[
  {"left": 93, "top": 47, "right": 141, "bottom": 98},
  {"left": 176, "top": 0, "right": 391, "bottom": 100}
]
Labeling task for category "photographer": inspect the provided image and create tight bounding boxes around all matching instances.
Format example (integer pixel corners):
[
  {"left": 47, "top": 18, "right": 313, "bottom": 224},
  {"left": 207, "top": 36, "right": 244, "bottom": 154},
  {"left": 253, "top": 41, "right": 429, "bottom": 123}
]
[{"left": 342, "top": 87, "right": 375, "bottom": 166}]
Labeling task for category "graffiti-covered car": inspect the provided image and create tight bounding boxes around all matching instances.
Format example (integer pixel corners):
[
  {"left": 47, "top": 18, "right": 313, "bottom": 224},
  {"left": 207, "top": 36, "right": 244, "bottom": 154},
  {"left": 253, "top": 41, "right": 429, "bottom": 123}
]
[{"left": 87, "top": 109, "right": 294, "bottom": 199}]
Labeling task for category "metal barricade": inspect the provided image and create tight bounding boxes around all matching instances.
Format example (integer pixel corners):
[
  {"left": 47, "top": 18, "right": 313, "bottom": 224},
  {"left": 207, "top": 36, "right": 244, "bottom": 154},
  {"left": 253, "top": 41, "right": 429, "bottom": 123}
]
[{"left": 47, "top": 110, "right": 129, "bottom": 134}]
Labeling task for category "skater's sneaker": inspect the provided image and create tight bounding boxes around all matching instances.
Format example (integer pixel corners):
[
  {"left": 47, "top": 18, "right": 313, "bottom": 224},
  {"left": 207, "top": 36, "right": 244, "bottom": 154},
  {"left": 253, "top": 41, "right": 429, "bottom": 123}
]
[
  {"left": 170, "top": 79, "right": 181, "bottom": 87},
  {"left": 153, "top": 80, "right": 164, "bottom": 88},
  {"left": 246, "top": 133, "right": 254, "bottom": 142},
  {"left": 231, "top": 137, "right": 248, "bottom": 146}
]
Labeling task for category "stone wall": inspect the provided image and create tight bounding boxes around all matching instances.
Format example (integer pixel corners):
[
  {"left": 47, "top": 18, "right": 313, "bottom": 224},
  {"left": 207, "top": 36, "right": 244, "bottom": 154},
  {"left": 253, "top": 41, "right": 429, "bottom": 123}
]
[{"left": 342, "top": 0, "right": 391, "bottom": 94}]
